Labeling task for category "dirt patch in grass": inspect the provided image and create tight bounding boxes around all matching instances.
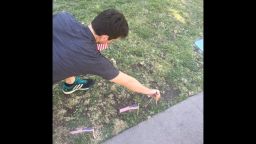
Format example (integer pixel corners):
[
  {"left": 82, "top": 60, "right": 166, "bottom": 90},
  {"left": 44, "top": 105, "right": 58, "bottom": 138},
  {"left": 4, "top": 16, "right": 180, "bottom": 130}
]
[{"left": 112, "top": 119, "right": 128, "bottom": 135}]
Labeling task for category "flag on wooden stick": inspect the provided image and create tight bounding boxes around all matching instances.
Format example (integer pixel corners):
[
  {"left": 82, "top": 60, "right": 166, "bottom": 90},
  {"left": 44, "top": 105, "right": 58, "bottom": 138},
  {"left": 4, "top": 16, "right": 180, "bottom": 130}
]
[{"left": 70, "top": 127, "right": 96, "bottom": 138}]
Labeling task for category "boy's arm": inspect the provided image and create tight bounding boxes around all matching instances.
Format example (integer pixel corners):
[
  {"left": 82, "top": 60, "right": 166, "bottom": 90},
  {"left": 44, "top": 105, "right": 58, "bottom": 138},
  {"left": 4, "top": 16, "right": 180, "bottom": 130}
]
[{"left": 110, "top": 71, "right": 161, "bottom": 101}]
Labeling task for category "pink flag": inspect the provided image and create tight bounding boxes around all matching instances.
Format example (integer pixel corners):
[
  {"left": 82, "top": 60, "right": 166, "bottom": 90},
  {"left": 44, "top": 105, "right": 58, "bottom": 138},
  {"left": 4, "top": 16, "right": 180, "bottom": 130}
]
[
  {"left": 119, "top": 104, "right": 139, "bottom": 113},
  {"left": 70, "top": 127, "right": 94, "bottom": 134}
]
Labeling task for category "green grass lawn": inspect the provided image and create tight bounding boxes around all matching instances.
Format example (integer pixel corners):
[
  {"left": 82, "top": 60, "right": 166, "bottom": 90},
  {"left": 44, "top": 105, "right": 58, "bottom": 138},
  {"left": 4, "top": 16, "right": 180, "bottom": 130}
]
[{"left": 53, "top": 0, "right": 203, "bottom": 143}]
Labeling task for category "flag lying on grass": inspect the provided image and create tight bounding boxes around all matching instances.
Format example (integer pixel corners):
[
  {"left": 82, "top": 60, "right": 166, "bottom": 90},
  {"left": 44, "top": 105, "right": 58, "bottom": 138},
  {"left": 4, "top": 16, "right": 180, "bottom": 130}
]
[
  {"left": 70, "top": 127, "right": 94, "bottom": 134},
  {"left": 119, "top": 104, "right": 139, "bottom": 113}
]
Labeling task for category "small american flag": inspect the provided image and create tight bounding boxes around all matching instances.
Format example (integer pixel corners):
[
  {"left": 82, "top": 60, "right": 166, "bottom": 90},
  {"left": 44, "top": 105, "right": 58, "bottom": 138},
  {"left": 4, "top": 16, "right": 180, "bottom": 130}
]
[
  {"left": 119, "top": 104, "right": 139, "bottom": 113},
  {"left": 97, "top": 43, "right": 108, "bottom": 51},
  {"left": 70, "top": 127, "right": 94, "bottom": 134}
]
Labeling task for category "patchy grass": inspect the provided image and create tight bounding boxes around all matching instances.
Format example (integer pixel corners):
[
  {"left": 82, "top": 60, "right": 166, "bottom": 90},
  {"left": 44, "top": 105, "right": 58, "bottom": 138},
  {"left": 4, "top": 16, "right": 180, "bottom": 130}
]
[{"left": 53, "top": 0, "right": 203, "bottom": 143}]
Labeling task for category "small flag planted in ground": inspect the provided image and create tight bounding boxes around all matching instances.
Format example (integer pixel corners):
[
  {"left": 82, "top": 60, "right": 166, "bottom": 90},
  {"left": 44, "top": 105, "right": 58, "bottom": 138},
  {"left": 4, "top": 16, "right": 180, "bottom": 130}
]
[
  {"left": 70, "top": 127, "right": 96, "bottom": 138},
  {"left": 119, "top": 104, "right": 139, "bottom": 114}
]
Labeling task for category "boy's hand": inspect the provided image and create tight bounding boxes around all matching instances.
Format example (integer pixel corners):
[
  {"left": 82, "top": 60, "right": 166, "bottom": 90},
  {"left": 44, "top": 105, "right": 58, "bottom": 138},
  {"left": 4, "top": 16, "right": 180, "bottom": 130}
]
[{"left": 148, "top": 89, "right": 161, "bottom": 101}]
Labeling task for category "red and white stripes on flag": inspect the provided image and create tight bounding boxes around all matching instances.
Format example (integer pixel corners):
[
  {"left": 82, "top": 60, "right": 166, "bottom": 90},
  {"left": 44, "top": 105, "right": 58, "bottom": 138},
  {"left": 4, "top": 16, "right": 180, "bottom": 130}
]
[
  {"left": 97, "top": 43, "right": 109, "bottom": 51},
  {"left": 119, "top": 104, "right": 139, "bottom": 113},
  {"left": 70, "top": 127, "right": 94, "bottom": 134}
]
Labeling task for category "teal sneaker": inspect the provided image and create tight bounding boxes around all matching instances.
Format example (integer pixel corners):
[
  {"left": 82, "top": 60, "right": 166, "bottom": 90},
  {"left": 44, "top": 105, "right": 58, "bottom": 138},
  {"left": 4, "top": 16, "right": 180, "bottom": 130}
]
[{"left": 62, "top": 77, "right": 95, "bottom": 94}]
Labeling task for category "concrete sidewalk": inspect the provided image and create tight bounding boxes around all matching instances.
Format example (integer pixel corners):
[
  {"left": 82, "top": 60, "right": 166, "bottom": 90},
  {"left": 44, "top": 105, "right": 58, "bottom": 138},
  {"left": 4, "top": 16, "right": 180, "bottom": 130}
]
[{"left": 103, "top": 92, "right": 203, "bottom": 144}]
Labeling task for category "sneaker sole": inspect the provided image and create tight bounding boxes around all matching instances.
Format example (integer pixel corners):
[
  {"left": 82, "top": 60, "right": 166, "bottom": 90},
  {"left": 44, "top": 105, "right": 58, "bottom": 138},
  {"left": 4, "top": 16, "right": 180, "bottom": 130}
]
[{"left": 62, "top": 88, "right": 89, "bottom": 94}]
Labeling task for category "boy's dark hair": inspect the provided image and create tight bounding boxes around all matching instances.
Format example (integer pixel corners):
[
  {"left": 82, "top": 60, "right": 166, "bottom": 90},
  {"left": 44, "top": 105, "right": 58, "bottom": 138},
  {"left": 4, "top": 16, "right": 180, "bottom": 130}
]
[{"left": 91, "top": 9, "right": 129, "bottom": 40}]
